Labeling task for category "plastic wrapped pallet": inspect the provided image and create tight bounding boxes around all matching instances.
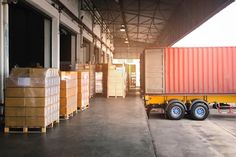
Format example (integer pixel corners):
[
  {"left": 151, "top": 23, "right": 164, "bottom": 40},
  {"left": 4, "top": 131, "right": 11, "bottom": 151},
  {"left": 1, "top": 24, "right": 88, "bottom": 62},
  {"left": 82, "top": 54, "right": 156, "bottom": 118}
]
[
  {"left": 89, "top": 65, "right": 95, "bottom": 98},
  {"left": 4, "top": 68, "right": 60, "bottom": 133},
  {"left": 107, "top": 65, "right": 127, "bottom": 98},
  {"left": 59, "top": 71, "right": 78, "bottom": 118},
  {"left": 95, "top": 72, "right": 103, "bottom": 93},
  {"left": 77, "top": 71, "right": 90, "bottom": 110}
]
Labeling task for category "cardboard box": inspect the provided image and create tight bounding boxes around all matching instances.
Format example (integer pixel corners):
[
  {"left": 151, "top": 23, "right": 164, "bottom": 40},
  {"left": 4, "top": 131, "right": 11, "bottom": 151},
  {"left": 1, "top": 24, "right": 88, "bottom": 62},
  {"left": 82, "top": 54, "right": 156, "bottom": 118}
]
[
  {"left": 5, "top": 107, "right": 25, "bottom": 116},
  {"left": 25, "top": 97, "right": 51, "bottom": 107},
  {"left": 5, "top": 98, "right": 25, "bottom": 107},
  {"left": 60, "top": 71, "right": 78, "bottom": 80},
  {"left": 10, "top": 68, "right": 58, "bottom": 78},
  {"left": 5, "top": 117, "right": 25, "bottom": 127},
  {"left": 60, "top": 79, "right": 77, "bottom": 89},
  {"left": 60, "top": 87, "right": 77, "bottom": 97},
  {"left": 6, "top": 77, "right": 59, "bottom": 88},
  {"left": 5, "top": 97, "right": 52, "bottom": 107},
  {"left": 6, "top": 87, "right": 51, "bottom": 98},
  {"left": 25, "top": 117, "right": 50, "bottom": 127},
  {"left": 76, "top": 71, "right": 89, "bottom": 79},
  {"left": 25, "top": 106, "right": 51, "bottom": 117}
]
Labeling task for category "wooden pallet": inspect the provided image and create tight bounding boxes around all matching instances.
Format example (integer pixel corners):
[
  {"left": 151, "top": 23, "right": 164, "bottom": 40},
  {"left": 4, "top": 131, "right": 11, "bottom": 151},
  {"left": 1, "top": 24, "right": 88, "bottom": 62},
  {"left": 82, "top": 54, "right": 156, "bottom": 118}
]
[
  {"left": 4, "top": 120, "right": 59, "bottom": 134},
  {"left": 107, "top": 95, "right": 125, "bottom": 98},
  {"left": 60, "top": 110, "right": 77, "bottom": 120},
  {"left": 78, "top": 104, "right": 89, "bottom": 111}
]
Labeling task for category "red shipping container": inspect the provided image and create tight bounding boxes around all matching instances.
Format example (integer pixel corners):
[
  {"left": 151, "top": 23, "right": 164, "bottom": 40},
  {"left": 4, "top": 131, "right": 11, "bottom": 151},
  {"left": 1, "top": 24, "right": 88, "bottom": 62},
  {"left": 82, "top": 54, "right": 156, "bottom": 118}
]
[{"left": 143, "top": 47, "right": 236, "bottom": 94}]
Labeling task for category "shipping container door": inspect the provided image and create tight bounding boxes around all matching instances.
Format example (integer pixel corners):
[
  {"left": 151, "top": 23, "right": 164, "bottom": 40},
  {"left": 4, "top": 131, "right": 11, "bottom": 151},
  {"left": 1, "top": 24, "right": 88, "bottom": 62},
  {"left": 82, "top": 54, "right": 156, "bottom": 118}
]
[{"left": 145, "top": 49, "right": 164, "bottom": 94}]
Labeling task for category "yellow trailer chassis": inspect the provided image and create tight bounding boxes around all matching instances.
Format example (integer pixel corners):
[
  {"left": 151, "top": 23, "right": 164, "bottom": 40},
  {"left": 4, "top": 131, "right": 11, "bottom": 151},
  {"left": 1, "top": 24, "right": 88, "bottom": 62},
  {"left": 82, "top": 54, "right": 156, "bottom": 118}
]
[{"left": 144, "top": 94, "right": 236, "bottom": 120}]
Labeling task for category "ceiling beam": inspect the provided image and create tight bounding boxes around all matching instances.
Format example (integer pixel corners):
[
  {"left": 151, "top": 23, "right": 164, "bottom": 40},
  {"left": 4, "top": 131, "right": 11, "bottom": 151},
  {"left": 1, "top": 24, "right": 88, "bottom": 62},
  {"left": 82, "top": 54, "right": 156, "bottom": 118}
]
[
  {"left": 119, "top": 0, "right": 130, "bottom": 44},
  {"left": 137, "top": 0, "right": 140, "bottom": 39},
  {"left": 126, "top": 11, "right": 166, "bottom": 21},
  {"left": 146, "top": 0, "right": 160, "bottom": 42}
]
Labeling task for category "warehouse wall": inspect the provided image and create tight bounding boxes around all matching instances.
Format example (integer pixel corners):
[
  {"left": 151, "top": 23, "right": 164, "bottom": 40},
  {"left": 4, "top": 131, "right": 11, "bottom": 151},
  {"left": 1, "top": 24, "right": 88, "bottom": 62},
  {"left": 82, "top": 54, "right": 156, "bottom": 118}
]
[
  {"left": 60, "top": 0, "right": 79, "bottom": 17},
  {"left": 0, "top": 0, "right": 114, "bottom": 103}
]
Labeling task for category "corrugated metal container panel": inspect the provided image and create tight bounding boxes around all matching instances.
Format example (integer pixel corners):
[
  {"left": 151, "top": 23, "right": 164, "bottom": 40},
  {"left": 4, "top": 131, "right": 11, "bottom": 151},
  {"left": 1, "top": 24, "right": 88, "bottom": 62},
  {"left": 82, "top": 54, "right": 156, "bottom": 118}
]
[
  {"left": 165, "top": 47, "right": 236, "bottom": 94},
  {"left": 144, "top": 49, "right": 164, "bottom": 94}
]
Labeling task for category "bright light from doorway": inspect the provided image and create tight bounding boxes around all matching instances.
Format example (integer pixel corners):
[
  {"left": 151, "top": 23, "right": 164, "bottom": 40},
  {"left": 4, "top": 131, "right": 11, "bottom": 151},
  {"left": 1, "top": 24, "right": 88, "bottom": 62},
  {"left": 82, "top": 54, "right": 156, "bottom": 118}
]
[{"left": 173, "top": 2, "right": 236, "bottom": 47}]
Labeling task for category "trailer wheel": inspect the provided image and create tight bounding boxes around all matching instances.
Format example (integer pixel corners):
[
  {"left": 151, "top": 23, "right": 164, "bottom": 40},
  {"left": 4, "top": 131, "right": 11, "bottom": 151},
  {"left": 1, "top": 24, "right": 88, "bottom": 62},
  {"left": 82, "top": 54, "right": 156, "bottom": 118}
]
[
  {"left": 167, "top": 103, "right": 185, "bottom": 120},
  {"left": 191, "top": 103, "right": 209, "bottom": 120}
]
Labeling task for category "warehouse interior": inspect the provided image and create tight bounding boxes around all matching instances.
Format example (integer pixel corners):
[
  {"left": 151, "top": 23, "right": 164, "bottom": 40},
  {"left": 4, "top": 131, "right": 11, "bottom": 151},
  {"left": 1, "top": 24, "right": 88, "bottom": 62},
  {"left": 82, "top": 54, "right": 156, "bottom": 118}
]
[{"left": 0, "top": 0, "right": 236, "bottom": 156}]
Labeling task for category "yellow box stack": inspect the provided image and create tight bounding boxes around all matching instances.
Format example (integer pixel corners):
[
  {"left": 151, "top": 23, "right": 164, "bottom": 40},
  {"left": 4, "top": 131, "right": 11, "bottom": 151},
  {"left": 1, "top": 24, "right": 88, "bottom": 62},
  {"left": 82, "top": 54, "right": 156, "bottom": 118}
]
[
  {"left": 5, "top": 68, "right": 60, "bottom": 133},
  {"left": 77, "top": 71, "right": 90, "bottom": 110},
  {"left": 60, "top": 71, "right": 78, "bottom": 119}
]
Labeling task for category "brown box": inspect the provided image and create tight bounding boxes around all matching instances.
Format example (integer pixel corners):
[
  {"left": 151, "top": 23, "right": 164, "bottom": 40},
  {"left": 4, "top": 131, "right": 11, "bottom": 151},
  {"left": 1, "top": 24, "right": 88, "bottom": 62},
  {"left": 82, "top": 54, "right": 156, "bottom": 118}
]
[
  {"left": 60, "top": 95, "right": 77, "bottom": 106},
  {"left": 29, "top": 68, "right": 52, "bottom": 78},
  {"left": 60, "top": 79, "right": 77, "bottom": 89},
  {"left": 60, "top": 71, "right": 78, "bottom": 80},
  {"left": 5, "top": 97, "right": 51, "bottom": 107},
  {"left": 25, "top": 117, "right": 49, "bottom": 127},
  {"left": 5, "top": 88, "right": 25, "bottom": 97},
  {"left": 5, "top": 98, "right": 25, "bottom": 107},
  {"left": 25, "top": 106, "right": 50, "bottom": 117},
  {"left": 60, "top": 88, "right": 77, "bottom": 97},
  {"left": 6, "top": 87, "right": 50, "bottom": 98},
  {"left": 5, "top": 117, "right": 25, "bottom": 127},
  {"left": 5, "top": 107, "right": 25, "bottom": 116},
  {"left": 6, "top": 77, "right": 55, "bottom": 88},
  {"left": 24, "top": 97, "right": 51, "bottom": 107},
  {"left": 10, "top": 68, "right": 57, "bottom": 78}
]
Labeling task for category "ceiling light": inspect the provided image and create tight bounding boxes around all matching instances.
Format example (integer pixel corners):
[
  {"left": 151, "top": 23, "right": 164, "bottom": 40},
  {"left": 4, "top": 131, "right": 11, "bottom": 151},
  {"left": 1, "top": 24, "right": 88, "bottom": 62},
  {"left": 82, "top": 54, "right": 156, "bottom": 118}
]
[
  {"left": 124, "top": 38, "right": 129, "bottom": 44},
  {"left": 120, "top": 25, "right": 125, "bottom": 32}
]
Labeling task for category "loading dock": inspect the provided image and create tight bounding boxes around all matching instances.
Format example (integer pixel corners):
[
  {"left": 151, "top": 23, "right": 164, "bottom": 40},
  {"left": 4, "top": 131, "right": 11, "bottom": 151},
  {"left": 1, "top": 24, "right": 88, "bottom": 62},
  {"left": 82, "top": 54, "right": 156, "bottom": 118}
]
[
  {"left": 0, "top": 0, "right": 236, "bottom": 157},
  {"left": 9, "top": 1, "right": 52, "bottom": 69},
  {"left": 59, "top": 24, "right": 76, "bottom": 70}
]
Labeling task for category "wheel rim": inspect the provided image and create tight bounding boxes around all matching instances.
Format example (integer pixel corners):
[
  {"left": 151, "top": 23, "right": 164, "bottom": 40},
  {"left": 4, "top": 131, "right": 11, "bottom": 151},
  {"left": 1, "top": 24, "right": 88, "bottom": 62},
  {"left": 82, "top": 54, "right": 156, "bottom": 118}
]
[
  {"left": 194, "top": 106, "right": 206, "bottom": 119},
  {"left": 171, "top": 106, "right": 182, "bottom": 118}
]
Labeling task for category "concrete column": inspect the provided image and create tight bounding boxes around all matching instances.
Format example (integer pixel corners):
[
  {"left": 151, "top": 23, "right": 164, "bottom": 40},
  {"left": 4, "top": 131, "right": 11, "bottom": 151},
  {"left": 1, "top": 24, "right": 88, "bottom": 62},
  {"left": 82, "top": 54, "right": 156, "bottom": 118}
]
[
  {"left": 3, "top": 2, "right": 8, "bottom": 76},
  {"left": 0, "top": 1, "right": 9, "bottom": 104},
  {"left": 71, "top": 35, "right": 76, "bottom": 67},
  {"left": 0, "top": 1, "right": 4, "bottom": 104},
  {"left": 44, "top": 19, "right": 51, "bottom": 68},
  {"left": 76, "top": 32, "right": 83, "bottom": 64},
  {"left": 90, "top": 42, "right": 95, "bottom": 64},
  {"left": 51, "top": 18, "right": 60, "bottom": 68}
]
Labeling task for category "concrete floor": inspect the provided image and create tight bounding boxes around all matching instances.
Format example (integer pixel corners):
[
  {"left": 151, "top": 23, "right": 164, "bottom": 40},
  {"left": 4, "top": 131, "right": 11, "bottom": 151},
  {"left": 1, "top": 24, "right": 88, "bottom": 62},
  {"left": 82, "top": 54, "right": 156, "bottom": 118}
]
[
  {"left": 0, "top": 96, "right": 156, "bottom": 157},
  {"left": 1, "top": 96, "right": 236, "bottom": 157},
  {"left": 149, "top": 109, "right": 236, "bottom": 157}
]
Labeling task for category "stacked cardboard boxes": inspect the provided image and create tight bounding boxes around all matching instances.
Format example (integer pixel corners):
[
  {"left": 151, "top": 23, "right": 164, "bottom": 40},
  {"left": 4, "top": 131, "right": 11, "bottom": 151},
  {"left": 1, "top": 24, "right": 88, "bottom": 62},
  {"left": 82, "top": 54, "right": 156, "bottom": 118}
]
[
  {"left": 89, "top": 65, "right": 95, "bottom": 98},
  {"left": 95, "top": 72, "right": 103, "bottom": 93},
  {"left": 77, "top": 71, "right": 89, "bottom": 110},
  {"left": 5, "top": 68, "right": 60, "bottom": 132},
  {"left": 107, "top": 65, "right": 127, "bottom": 98},
  {"left": 60, "top": 71, "right": 78, "bottom": 119}
]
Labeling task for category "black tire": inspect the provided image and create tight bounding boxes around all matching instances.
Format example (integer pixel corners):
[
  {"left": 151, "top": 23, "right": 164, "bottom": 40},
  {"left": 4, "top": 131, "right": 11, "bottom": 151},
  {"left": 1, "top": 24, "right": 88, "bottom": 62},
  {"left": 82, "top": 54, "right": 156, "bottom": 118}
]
[
  {"left": 191, "top": 103, "right": 209, "bottom": 120},
  {"left": 166, "top": 103, "right": 185, "bottom": 120}
]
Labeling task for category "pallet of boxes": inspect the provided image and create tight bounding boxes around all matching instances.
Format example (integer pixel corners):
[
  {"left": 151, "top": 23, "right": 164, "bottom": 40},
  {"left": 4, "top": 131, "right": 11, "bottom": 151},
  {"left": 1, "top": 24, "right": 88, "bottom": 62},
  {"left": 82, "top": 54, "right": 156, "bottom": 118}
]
[
  {"left": 77, "top": 71, "right": 90, "bottom": 111},
  {"left": 107, "top": 65, "right": 127, "bottom": 98},
  {"left": 5, "top": 68, "right": 60, "bottom": 133},
  {"left": 89, "top": 64, "right": 95, "bottom": 98},
  {"left": 60, "top": 71, "right": 78, "bottom": 119}
]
